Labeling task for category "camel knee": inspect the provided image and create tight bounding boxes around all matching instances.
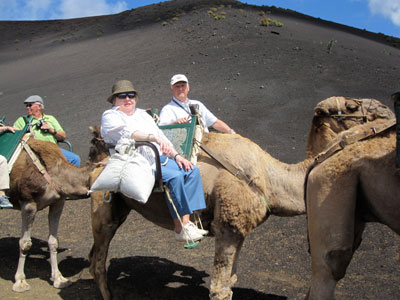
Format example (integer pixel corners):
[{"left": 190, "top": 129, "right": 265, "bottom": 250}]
[
  {"left": 325, "top": 248, "right": 353, "bottom": 281},
  {"left": 19, "top": 237, "right": 32, "bottom": 253},
  {"left": 48, "top": 235, "right": 59, "bottom": 253}
]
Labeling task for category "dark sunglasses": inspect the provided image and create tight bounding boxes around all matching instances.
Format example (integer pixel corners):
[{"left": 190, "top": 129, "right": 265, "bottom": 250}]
[
  {"left": 25, "top": 103, "right": 37, "bottom": 107},
  {"left": 116, "top": 92, "right": 136, "bottom": 99}
]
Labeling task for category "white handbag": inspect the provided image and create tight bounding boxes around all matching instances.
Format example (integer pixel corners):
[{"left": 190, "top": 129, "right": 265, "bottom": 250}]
[{"left": 90, "top": 138, "right": 155, "bottom": 203}]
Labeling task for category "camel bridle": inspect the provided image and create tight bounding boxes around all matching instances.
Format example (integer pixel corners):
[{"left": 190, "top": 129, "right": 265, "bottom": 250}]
[{"left": 319, "top": 98, "right": 370, "bottom": 130}]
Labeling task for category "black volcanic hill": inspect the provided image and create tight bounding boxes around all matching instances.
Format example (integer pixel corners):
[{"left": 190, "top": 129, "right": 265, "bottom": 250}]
[{"left": 1, "top": 0, "right": 399, "bottom": 163}]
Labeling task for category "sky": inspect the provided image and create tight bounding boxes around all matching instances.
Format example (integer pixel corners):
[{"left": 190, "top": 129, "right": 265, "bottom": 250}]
[{"left": 0, "top": 0, "right": 399, "bottom": 38}]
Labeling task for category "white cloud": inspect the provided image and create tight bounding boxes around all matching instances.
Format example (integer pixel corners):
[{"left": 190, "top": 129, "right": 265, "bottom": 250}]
[
  {"left": 0, "top": 0, "right": 127, "bottom": 20},
  {"left": 53, "top": 0, "right": 128, "bottom": 19},
  {"left": 26, "top": 0, "right": 53, "bottom": 19},
  {"left": 369, "top": 0, "right": 400, "bottom": 26},
  {"left": 0, "top": 0, "right": 52, "bottom": 20}
]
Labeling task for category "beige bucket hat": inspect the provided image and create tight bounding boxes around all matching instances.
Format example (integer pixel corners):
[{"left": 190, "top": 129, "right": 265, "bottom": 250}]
[{"left": 107, "top": 80, "right": 138, "bottom": 103}]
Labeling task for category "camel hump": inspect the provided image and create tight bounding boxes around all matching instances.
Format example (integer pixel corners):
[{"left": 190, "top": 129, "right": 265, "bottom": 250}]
[{"left": 0, "top": 116, "right": 32, "bottom": 162}]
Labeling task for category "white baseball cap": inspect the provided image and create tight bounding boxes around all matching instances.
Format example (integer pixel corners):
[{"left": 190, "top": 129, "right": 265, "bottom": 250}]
[{"left": 170, "top": 74, "right": 188, "bottom": 86}]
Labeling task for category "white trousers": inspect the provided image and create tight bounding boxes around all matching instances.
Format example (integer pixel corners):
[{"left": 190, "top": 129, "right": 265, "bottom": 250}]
[{"left": 0, "top": 155, "right": 9, "bottom": 190}]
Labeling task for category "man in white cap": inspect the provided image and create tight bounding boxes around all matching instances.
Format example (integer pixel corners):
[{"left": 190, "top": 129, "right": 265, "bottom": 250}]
[
  {"left": 13, "top": 95, "right": 81, "bottom": 166},
  {"left": 159, "top": 74, "right": 236, "bottom": 134}
]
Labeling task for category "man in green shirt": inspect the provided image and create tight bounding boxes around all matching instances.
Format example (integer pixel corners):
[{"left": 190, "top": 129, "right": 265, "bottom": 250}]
[{"left": 14, "top": 95, "right": 80, "bottom": 166}]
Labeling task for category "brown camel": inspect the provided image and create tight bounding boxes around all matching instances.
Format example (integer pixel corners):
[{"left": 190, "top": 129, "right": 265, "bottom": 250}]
[
  {"left": 304, "top": 120, "right": 399, "bottom": 297},
  {"left": 87, "top": 96, "right": 394, "bottom": 300},
  {"left": 7, "top": 137, "right": 92, "bottom": 292}
]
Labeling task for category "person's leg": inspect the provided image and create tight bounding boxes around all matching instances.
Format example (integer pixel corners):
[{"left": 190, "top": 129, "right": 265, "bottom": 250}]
[
  {"left": 0, "top": 155, "right": 13, "bottom": 208},
  {"left": 161, "top": 159, "right": 194, "bottom": 219},
  {"left": 60, "top": 148, "right": 81, "bottom": 167},
  {"left": 160, "top": 158, "right": 205, "bottom": 241},
  {"left": 173, "top": 214, "right": 190, "bottom": 233},
  {"left": 0, "top": 155, "right": 9, "bottom": 190}
]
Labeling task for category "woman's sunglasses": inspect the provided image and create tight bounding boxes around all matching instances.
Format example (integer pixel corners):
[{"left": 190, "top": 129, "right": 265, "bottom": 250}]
[{"left": 116, "top": 92, "right": 136, "bottom": 99}]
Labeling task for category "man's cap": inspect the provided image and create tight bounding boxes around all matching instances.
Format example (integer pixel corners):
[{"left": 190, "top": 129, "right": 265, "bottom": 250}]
[
  {"left": 170, "top": 74, "right": 189, "bottom": 86},
  {"left": 107, "top": 80, "right": 138, "bottom": 103},
  {"left": 24, "top": 95, "right": 44, "bottom": 108}
]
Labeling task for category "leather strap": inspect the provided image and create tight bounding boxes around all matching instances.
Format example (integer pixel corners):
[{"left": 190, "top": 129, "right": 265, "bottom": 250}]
[
  {"left": 200, "top": 143, "right": 269, "bottom": 210},
  {"left": 21, "top": 134, "right": 61, "bottom": 194},
  {"left": 312, "top": 118, "right": 396, "bottom": 167}
]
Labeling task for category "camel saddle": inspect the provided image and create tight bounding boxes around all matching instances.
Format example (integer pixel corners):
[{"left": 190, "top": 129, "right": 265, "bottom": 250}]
[
  {"left": 0, "top": 116, "right": 32, "bottom": 162},
  {"left": 141, "top": 110, "right": 202, "bottom": 191}
]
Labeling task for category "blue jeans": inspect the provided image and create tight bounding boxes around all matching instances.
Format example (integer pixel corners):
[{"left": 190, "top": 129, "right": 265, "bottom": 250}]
[
  {"left": 157, "top": 156, "right": 206, "bottom": 219},
  {"left": 60, "top": 148, "right": 81, "bottom": 167}
]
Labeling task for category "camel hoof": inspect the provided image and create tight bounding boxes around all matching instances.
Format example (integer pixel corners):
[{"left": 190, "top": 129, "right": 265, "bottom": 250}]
[
  {"left": 53, "top": 277, "right": 72, "bottom": 289},
  {"left": 210, "top": 287, "right": 233, "bottom": 300},
  {"left": 12, "top": 280, "right": 31, "bottom": 293}
]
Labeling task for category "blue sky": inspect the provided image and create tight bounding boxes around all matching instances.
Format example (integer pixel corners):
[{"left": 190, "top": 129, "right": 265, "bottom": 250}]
[{"left": 0, "top": 0, "right": 399, "bottom": 38}]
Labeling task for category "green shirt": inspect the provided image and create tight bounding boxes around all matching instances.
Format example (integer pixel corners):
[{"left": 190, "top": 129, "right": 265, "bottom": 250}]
[{"left": 14, "top": 114, "right": 64, "bottom": 144}]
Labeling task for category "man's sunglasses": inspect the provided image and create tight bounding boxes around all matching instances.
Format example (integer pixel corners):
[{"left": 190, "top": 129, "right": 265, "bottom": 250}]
[
  {"left": 25, "top": 103, "right": 38, "bottom": 107},
  {"left": 116, "top": 92, "right": 136, "bottom": 99}
]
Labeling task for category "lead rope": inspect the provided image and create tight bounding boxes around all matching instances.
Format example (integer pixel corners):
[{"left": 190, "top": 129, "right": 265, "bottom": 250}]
[{"left": 164, "top": 185, "right": 200, "bottom": 249}]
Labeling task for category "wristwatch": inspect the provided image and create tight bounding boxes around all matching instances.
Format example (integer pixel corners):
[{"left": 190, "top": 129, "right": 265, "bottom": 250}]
[{"left": 52, "top": 130, "right": 57, "bottom": 135}]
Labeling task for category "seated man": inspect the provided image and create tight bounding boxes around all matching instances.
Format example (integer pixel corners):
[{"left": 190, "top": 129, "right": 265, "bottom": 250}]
[
  {"left": 13, "top": 95, "right": 80, "bottom": 166},
  {"left": 159, "top": 74, "right": 236, "bottom": 134}
]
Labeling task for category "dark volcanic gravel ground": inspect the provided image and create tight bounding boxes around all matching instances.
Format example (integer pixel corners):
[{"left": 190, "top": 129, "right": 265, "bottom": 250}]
[{"left": 0, "top": 0, "right": 399, "bottom": 299}]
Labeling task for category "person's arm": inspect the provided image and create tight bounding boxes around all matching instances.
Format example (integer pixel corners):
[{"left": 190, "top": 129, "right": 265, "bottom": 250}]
[
  {"left": 41, "top": 116, "right": 66, "bottom": 141},
  {"left": 169, "top": 117, "right": 190, "bottom": 125},
  {"left": 53, "top": 129, "right": 66, "bottom": 141},
  {"left": 0, "top": 125, "right": 17, "bottom": 134},
  {"left": 211, "top": 119, "right": 236, "bottom": 134},
  {"left": 131, "top": 130, "right": 193, "bottom": 171},
  {"left": 40, "top": 122, "right": 66, "bottom": 141},
  {"left": 159, "top": 104, "right": 190, "bottom": 125}
]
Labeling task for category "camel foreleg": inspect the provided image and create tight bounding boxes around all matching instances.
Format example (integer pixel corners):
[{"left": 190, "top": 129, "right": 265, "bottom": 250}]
[
  {"left": 210, "top": 226, "right": 244, "bottom": 300},
  {"left": 48, "top": 200, "right": 72, "bottom": 289},
  {"left": 305, "top": 173, "right": 359, "bottom": 300},
  {"left": 13, "top": 201, "right": 37, "bottom": 293},
  {"left": 89, "top": 193, "right": 130, "bottom": 300}
]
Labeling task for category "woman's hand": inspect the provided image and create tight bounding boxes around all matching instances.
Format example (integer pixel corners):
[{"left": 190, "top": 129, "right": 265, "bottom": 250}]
[
  {"left": 175, "top": 154, "right": 193, "bottom": 171},
  {"left": 153, "top": 136, "right": 174, "bottom": 156}
]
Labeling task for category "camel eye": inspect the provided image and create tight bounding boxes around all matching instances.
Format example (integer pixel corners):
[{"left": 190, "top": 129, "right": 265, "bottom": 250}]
[
  {"left": 346, "top": 103, "right": 359, "bottom": 112},
  {"left": 315, "top": 108, "right": 327, "bottom": 116}
]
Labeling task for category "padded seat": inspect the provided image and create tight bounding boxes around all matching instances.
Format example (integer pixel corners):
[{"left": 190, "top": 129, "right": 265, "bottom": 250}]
[
  {"left": 0, "top": 116, "right": 31, "bottom": 162},
  {"left": 136, "top": 114, "right": 200, "bottom": 192}
]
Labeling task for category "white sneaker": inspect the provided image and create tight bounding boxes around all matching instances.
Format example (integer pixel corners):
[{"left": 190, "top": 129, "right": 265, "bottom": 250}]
[
  {"left": 0, "top": 195, "right": 13, "bottom": 209},
  {"left": 175, "top": 223, "right": 204, "bottom": 242},
  {"left": 188, "top": 221, "right": 208, "bottom": 236}
]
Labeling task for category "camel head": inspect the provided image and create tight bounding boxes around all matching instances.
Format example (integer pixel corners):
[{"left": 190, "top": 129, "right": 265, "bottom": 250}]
[
  {"left": 306, "top": 96, "right": 395, "bottom": 158},
  {"left": 88, "top": 126, "right": 109, "bottom": 164}
]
